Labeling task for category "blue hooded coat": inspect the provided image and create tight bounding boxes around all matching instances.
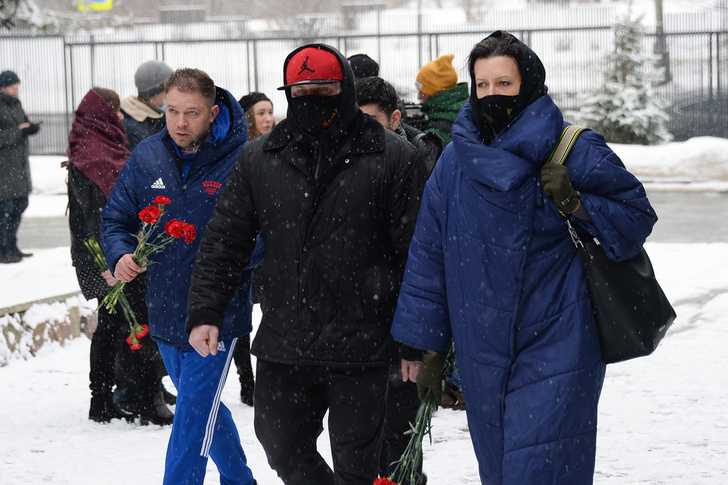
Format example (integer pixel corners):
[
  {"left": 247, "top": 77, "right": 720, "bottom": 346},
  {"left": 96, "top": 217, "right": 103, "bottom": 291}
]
[
  {"left": 391, "top": 96, "right": 656, "bottom": 484},
  {"left": 101, "top": 87, "right": 261, "bottom": 349}
]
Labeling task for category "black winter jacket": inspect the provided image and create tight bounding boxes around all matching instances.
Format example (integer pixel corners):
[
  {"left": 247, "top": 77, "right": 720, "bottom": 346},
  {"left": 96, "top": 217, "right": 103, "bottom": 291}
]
[
  {"left": 0, "top": 93, "right": 31, "bottom": 201},
  {"left": 399, "top": 122, "right": 445, "bottom": 175},
  {"left": 187, "top": 113, "right": 427, "bottom": 366}
]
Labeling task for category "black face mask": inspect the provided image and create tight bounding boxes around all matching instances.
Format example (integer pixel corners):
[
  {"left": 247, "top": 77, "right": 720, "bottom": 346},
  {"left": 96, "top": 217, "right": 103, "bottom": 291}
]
[
  {"left": 289, "top": 94, "right": 342, "bottom": 136},
  {"left": 478, "top": 95, "right": 519, "bottom": 135}
]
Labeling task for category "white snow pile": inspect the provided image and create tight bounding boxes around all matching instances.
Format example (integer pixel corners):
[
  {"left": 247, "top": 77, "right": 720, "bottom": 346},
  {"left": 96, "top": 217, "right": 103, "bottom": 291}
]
[{"left": 611, "top": 137, "right": 728, "bottom": 182}]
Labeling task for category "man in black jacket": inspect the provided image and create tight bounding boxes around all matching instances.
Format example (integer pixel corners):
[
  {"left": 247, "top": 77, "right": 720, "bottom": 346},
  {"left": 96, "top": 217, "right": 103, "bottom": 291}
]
[
  {"left": 186, "top": 44, "right": 427, "bottom": 485},
  {"left": 356, "top": 75, "right": 445, "bottom": 175},
  {"left": 355, "top": 75, "right": 444, "bottom": 484}
]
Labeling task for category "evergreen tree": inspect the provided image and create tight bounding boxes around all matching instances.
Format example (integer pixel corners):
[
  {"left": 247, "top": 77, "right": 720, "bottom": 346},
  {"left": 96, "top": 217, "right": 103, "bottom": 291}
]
[{"left": 575, "top": 10, "right": 672, "bottom": 145}]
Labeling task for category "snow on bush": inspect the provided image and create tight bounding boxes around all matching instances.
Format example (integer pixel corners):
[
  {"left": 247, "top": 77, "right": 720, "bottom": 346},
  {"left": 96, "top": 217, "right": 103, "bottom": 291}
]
[{"left": 572, "top": 10, "right": 672, "bottom": 145}]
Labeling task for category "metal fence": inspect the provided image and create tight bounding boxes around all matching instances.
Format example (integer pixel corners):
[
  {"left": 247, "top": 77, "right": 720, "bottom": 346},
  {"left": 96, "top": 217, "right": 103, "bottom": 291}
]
[{"left": 1, "top": 11, "right": 726, "bottom": 154}]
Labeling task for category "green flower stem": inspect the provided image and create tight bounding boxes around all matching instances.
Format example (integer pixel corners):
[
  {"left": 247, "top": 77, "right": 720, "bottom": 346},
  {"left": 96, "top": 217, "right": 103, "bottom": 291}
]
[{"left": 389, "top": 391, "right": 437, "bottom": 485}]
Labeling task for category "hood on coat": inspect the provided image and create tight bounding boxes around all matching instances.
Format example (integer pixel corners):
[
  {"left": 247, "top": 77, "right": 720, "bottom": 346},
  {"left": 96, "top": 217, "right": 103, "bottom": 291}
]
[
  {"left": 120, "top": 95, "right": 164, "bottom": 123},
  {"left": 451, "top": 96, "right": 563, "bottom": 192},
  {"left": 67, "top": 89, "right": 131, "bottom": 198},
  {"left": 281, "top": 43, "right": 359, "bottom": 140},
  {"left": 469, "top": 31, "right": 549, "bottom": 145}
]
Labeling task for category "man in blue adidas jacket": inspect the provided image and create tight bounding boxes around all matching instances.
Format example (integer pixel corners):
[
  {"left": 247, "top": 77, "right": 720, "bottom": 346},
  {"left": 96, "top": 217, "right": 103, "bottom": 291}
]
[{"left": 100, "top": 68, "right": 259, "bottom": 485}]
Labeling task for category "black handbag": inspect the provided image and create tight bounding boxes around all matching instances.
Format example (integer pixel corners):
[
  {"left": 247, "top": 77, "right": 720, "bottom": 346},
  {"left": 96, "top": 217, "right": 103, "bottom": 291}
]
[{"left": 548, "top": 125, "right": 677, "bottom": 364}]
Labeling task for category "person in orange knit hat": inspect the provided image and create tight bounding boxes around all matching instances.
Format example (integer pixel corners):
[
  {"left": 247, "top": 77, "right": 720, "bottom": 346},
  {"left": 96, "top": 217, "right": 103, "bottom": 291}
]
[{"left": 415, "top": 53, "right": 469, "bottom": 144}]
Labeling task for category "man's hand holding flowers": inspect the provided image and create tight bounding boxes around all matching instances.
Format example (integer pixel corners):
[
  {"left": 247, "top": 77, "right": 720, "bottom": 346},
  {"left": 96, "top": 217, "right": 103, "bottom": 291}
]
[
  {"left": 101, "top": 195, "right": 195, "bottom": 314},
  {"left": 114, "top": 253, "right": 144, "bottom": 283}
]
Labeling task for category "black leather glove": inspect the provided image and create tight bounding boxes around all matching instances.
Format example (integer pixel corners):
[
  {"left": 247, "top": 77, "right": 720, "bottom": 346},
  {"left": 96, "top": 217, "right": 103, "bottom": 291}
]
[
  {"left": 416, "top": 352, "right": 445, "bottom": 405},
  {"left": 21, "top": 122, "right": 41, "bottom": 136},
  {"left": 540, "top": 162, "right": 580, "bottom": 214}
]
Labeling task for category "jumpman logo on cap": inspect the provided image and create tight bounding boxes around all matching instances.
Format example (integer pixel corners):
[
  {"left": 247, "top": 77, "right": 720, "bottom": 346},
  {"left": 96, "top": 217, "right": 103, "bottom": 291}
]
[{"left": 298, "top": 56, "right": 316, "bottom": 75}]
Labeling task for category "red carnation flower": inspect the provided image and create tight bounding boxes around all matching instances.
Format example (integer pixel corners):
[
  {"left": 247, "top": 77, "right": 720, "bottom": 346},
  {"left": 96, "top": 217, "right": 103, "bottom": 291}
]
[
  {"left": 134, "top": 324, "right": 149, "bottom": 339},
  {"left": 374, "top": 479, "right": 397, "bottom": 485},
  {"left": 165, "top": 219, "right": 182, "bottom": 238},
  {"left": 101, "top": 195, "right": 196, "bottom": 345},
  {"left": 139, "top": 205, "right": 162, "bottom": 224},
  {"left": 183, "top": 223, "right": 196, "bottom": 244}
]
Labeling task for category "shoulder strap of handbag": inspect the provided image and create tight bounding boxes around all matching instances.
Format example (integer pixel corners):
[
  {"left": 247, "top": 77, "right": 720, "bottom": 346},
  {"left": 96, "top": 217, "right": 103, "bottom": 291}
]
[
  {"left": 546, "top": 124, "right": 588, "bottom": 166},
  {"left": 546, "top": 124, "right": 589, "bottom": 240}
]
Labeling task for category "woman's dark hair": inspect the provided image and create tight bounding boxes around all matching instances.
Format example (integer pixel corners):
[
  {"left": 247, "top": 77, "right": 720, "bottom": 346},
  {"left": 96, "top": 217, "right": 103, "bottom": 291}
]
[
  {"left": 467, "top": 31, "right": 523, "bottom": 77},
  {"left": 91, "top": 86, "right": 121, "bottom": 112}
]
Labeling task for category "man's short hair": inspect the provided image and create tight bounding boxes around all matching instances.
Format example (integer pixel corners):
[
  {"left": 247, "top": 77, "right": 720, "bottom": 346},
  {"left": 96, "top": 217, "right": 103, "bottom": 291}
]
[
  {"left": 355, "top": 76, "right": 399, "bottom": 117},
  {"left": 165, "top": 68, "right": 216, "bottom": 105}
]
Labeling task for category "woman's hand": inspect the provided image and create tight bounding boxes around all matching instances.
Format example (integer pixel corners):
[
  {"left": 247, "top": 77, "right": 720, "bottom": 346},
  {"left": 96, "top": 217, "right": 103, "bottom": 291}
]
[
  {"left": 100, "top": 269, "right": 119, "bottom": 287},
  {"left": 540, "top": 162, "right": 581, "bottom": 214},
  {"left": 415, "top": 351, "right": 445, "bottom": 404}
]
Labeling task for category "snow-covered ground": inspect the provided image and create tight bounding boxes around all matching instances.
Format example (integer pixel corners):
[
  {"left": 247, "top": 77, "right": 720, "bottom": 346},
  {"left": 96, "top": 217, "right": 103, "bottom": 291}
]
[{"left": 1, "top": 137, "right": 728, "bottom": 483}]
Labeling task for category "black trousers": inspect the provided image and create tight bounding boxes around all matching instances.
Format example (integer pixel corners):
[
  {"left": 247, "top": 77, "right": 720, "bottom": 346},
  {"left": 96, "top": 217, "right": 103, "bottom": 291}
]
[
  {"left": 254, "top": 359, "right": 389, "bottom": 485},
  {"left": 379, "top": 364, "right": 424, "bottom": 481},
  {"left": 85, "top": 272, "right": 159, "bottom": 403},
  {"left": 0, "top": 196, "right": 28, "bottom": 257}
]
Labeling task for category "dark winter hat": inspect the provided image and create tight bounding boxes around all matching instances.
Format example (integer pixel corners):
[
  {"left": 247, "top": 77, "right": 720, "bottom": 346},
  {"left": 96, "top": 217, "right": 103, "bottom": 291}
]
[
  {"left": 348, "top": 54, "right": 379, "bottom": 79},
  {"left": 135, "top": 60, "right": 173, "bottom": 99},
  {"left": 238, "top": 92, "right": 271, "bottom": 113},
  {"left": 278, "top": 46, "right": 344, "bottom": 90},
  {"left": 0, "top": 70, "right": 20, "bottom": 88}
]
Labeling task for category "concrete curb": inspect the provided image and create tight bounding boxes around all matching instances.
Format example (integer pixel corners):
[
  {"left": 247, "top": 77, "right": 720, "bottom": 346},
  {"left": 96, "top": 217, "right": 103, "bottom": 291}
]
[{"left": 0, "top": 293, "right": 97, "bottom": 366}]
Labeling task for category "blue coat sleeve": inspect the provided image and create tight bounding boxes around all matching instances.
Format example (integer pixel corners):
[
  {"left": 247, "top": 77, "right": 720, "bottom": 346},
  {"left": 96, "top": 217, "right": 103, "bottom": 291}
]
[
  {"left": 390, "top": 148, "right": 453, "bottom": 353},
  {"left": 566, "top": 130, "right": 657, "bottom": 262},
  {"left": 100, "top": 155, "right": 141, "bottom": 274}
]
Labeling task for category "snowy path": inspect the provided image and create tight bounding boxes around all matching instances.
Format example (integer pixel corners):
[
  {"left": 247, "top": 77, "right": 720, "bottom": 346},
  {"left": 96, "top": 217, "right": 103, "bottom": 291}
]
[{"left": 1, "top": 243, "right": 727, "bottom": 484}]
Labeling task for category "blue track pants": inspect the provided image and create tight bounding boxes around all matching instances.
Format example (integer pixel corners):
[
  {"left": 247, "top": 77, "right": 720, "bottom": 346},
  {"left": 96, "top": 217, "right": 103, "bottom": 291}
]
[{"left": 159, "top": 339, "right": 255, "bottom": 485}]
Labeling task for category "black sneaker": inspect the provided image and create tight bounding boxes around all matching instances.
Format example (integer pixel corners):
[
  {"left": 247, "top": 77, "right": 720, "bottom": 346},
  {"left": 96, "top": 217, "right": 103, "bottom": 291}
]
[{"left": 119, "top": 393, "right": 174, "bottom": 426}]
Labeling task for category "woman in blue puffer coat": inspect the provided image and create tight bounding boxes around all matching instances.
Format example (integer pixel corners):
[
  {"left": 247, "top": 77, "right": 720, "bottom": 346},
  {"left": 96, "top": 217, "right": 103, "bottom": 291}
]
[{"left": 391, "top": 31, "right": 657, "bottom": 484}]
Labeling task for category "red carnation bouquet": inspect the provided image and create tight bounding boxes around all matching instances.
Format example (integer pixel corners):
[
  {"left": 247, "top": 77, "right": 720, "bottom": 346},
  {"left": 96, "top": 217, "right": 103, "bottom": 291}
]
[{"left": 100, "top": 196, "right": 196, "bottom": 345}]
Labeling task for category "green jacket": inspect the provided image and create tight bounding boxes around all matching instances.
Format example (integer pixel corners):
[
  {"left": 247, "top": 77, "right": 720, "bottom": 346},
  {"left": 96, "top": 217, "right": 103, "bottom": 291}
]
[
  {"left": 421, "top": 82, "right": 469, "bottom": 144},
  {"left": 0, "top": 92, "right": 31, "bottom": 201}
]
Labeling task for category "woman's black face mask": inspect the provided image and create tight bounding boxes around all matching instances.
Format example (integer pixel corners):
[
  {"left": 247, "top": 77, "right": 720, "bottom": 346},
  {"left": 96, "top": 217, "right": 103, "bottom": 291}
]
[
  {"left": 477, "top": 94, "right": 519, "bottom": 135},
  {"left": 289, "top": 94, "right": 342, "bottom": 136}
]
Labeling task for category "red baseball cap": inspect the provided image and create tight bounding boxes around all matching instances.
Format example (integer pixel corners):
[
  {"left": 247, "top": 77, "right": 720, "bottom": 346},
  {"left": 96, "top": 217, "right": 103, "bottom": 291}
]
[{"left": 278, "top": 46, "right": 344, "bottom": 90}]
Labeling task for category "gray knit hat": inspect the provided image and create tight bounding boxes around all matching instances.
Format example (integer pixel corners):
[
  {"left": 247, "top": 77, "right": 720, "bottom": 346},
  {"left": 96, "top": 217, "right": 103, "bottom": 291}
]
[{"left": 134, "top": 60, "right": 173, "bottom": 99}]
